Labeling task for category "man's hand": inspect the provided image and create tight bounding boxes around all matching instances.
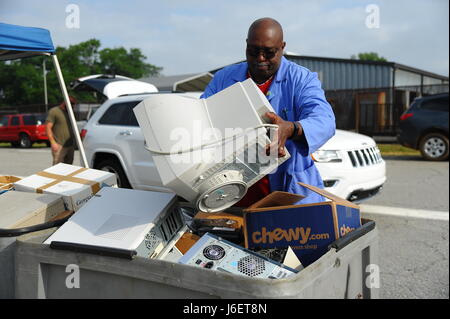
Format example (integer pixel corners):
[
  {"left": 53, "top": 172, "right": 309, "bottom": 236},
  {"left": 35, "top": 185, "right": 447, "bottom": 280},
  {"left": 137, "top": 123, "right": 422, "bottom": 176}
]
[
  {"left": 46, "top": 121, "right": 62, "bottom": 153},
  {"left": 264, "top": 111, "right": 294, "bottom": 157},
  {"left": 51, "top": 141, "right": 62, "bottom": 153}
]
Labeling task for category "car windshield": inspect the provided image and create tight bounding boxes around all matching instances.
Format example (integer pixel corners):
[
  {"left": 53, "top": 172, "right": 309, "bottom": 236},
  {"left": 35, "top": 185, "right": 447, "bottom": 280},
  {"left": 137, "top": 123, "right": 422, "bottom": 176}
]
[
  {"left": 0, "top": 116, "right": 8, "bottom": 127},
  {"left": 36, "top": 114, "right": 47, "bottom": 124}
]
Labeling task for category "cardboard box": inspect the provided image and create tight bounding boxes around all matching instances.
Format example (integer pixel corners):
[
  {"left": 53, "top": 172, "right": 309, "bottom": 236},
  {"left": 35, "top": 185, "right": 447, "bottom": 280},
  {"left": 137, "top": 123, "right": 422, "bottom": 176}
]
[
  {"left": 243, "top": 182, "right": 361, "bottom": 267},
  {"left": 0, "top": 190, "right": 66, "bottom": 228},
  {"left": 13, "top": 163, "right": 117, "bottom": 211},
  {"left": 0, "top": 175, "right": 21, "bottom": 193}
]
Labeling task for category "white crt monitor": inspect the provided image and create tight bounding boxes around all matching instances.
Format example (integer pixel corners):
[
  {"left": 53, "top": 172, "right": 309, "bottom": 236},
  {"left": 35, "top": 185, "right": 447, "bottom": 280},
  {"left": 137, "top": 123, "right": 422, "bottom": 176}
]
[{"left": 134, "top": 79, "right": 290, "bottom": 212}]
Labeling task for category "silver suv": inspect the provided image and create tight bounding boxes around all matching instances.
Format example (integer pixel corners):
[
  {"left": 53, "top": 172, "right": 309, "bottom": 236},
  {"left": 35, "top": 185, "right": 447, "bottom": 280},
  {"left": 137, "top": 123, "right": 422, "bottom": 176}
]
[{"left": 82, "top": 93, "right": 386, "bottom": 202}]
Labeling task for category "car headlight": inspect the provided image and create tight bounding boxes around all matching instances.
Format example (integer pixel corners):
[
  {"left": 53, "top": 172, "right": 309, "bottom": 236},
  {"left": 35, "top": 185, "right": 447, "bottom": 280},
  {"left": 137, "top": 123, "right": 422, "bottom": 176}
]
[{"left": 311, "top": 150, "right": 342, "bottom": 163}]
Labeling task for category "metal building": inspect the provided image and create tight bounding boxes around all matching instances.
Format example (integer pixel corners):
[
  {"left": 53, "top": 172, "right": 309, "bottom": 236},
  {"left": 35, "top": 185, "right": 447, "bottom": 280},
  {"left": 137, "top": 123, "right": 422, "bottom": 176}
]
[
  {"left": 285, "top": 54, "right": 448, "bottom": 136},
  {"left": 141, "top": 73, "right": 213, "bottom": 92},
  {"left": 286, "top": 54, "right": 448, "bottom": 91}
]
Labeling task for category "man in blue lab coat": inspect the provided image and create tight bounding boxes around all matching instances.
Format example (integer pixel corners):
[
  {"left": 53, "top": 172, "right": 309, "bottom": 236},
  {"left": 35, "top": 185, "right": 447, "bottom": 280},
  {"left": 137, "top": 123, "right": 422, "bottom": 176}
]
[{"left": 201, "top": 17, "right": 336, "bottom": 204}]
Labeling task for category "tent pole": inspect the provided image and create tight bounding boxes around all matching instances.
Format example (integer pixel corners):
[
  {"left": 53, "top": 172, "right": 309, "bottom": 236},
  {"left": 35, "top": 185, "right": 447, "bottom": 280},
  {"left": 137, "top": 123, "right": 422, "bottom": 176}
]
[
  {"left": 43, "top": 58, "right": 48, "bottom": 112},
  {"left": 51, "top": 54, "right": 89, "bottom": 168}
]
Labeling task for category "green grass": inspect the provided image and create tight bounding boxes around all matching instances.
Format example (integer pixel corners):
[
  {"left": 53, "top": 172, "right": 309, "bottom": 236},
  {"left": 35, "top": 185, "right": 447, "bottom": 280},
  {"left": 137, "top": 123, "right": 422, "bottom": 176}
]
[
  {"left": 377, "top": 143, "right": 420, "bottom": 156},
  {"left": 0, "top": 142, "right": 47, "bottom": 148}
]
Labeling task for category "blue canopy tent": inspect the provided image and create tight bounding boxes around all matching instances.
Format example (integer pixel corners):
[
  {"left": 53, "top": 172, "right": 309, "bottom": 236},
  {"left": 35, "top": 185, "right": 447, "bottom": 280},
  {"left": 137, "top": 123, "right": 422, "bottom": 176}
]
[{"left": 0, "top": 22, "right": 88, "bottom": 167}]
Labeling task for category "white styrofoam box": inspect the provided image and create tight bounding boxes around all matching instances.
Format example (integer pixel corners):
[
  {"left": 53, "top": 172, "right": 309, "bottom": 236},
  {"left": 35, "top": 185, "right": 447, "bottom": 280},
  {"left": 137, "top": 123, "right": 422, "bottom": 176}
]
[
  {"left": 0, "top": 191, "right": 65, "bottom": 228},
  {"left": 13, "top": 163, "right": 117, "bottom": 211}
]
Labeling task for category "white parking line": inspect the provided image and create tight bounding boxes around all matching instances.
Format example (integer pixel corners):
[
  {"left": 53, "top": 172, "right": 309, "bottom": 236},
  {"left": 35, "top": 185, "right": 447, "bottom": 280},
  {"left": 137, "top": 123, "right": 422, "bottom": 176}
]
[{"left": 360, "top": 204, "right": 449, "bottom": 221}]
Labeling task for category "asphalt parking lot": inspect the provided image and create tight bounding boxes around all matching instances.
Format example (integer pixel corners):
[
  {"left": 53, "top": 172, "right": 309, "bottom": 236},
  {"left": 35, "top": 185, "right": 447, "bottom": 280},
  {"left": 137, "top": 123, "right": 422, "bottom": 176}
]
[
  {"left": 360, "top": 154, "right": 449, "bottom": 299},
  {"left": 0, "top": 146, "right": 448, "bottom": 299},
  {"left": 364, "top": 155, "right": 449, "bottom": 212}
]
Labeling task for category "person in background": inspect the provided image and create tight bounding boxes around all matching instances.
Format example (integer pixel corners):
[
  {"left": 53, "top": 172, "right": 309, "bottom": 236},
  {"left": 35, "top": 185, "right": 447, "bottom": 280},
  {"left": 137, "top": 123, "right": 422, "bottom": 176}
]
[
  {"left": 45, "top": 96, "right": 76, "bottom": 165},
  {"left": 201, "top": 17, "right": 336, "bottom": 205}
]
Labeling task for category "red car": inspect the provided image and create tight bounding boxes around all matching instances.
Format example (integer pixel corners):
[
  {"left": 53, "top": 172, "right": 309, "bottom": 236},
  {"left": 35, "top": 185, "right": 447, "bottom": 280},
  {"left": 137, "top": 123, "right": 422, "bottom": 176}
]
[{"left": 0, "top": 113, "right": 49, "bottom": 148}]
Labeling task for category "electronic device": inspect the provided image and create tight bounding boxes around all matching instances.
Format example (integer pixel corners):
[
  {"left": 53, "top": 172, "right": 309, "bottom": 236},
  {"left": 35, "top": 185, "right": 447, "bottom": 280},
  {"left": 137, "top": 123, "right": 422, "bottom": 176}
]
[
  {"left": 44, "top": 187, "right": 186, "bottom": 260},
  {"left": 178, "top": 233, "right": 298, "bottom": 279},
  {"left": 133, "top": 78, "right": 290, "bottom": 213}
]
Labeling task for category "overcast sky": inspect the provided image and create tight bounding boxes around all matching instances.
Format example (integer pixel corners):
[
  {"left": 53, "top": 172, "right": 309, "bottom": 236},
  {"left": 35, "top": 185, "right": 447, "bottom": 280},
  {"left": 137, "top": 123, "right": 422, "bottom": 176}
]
[{"left": 1, "top": 0, "right": 448, "bottom": 77}]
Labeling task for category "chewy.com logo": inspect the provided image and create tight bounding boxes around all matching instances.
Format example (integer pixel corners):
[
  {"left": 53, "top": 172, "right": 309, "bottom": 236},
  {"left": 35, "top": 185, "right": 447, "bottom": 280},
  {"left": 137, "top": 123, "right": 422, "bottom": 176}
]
[
  {"left": 251, "top": 227, "right": 330, "bottom": 245},
  {"left": 340, "top": 224, "right": 356, "bottom": 237}
]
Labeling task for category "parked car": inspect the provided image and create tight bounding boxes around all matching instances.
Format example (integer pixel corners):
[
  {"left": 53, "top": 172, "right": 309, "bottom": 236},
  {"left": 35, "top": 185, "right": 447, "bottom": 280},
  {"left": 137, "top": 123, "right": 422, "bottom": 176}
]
[
  {"left": 397, "top": 92, "right": 449, "bottom": 161},
  {"left": 82, "top": 93, "right": 386, "bottom": 202},
  {"left": 312, "top": 130, "right": 386, "bottom": 202},
  {"left": 0, "top": 113, "right": 49, "bottom": 148}
]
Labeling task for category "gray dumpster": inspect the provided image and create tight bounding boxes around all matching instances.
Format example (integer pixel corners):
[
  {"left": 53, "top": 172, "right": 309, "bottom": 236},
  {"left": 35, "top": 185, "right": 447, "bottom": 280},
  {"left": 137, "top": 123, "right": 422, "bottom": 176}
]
[{"left": 9, "top": 218, "right": 379, "bottom": 299}]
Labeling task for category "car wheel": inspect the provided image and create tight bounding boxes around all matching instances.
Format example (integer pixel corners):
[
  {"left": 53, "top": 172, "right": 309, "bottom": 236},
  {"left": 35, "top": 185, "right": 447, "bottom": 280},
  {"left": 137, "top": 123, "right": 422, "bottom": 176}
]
[
  {"left": 96, "top": 158, "right": 132, "bottom": 189},
  {"left": 419, "top": 133, "right": 449, "bottom": 161},
  {"left": 19, "top": 133, "right": 32, "bottom": 148}
]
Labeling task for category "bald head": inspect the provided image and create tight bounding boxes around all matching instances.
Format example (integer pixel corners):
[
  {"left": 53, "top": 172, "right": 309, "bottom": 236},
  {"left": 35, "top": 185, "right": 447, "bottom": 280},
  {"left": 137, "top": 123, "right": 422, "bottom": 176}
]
[
  {"left": 246, "top": 18, "right": 286, "bottom": 83},
  {"left": 247, "top": 18, "right": 284, "bottom": 43}
]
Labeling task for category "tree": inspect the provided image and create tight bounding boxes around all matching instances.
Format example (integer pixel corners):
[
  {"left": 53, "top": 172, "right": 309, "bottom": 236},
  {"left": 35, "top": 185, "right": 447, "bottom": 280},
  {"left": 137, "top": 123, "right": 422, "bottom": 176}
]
[
  {"left": 0, "top": 39, "right": 162, "bottom": 107},
  {"left": 0, "top": 56, "right": 47, "bottom": 106},
  {"left": 99, "top": 47, "right": 162, "bottom": 78},
  {"left": 351, "top": 52, "right": 387, "bottom": 62}
]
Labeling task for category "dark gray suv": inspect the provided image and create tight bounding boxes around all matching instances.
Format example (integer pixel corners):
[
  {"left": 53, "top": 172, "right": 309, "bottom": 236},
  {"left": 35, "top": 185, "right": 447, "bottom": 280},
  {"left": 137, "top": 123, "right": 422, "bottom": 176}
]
[{"left": 397, "top": 93, "right": 449, "bottom": 161}]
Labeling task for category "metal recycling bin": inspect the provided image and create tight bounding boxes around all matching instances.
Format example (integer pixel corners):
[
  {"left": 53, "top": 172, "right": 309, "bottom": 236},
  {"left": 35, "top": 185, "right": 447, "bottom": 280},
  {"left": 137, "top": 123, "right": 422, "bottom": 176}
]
[{"left": 8, "top": 219, "right": 379, "bottom": 299}]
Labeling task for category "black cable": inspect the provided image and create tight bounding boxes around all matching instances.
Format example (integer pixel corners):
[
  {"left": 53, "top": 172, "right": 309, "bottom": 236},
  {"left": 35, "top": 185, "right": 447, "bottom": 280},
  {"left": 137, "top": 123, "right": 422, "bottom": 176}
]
[{"left": 0, "top": 214, "right": 72, "bottom": 237}]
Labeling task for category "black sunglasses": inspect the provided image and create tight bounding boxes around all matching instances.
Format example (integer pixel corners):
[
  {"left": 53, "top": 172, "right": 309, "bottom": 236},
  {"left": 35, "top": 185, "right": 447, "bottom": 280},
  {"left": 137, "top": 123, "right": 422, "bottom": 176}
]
[{"left": 246, "top": 45, "right": 279, "bottom": 59}]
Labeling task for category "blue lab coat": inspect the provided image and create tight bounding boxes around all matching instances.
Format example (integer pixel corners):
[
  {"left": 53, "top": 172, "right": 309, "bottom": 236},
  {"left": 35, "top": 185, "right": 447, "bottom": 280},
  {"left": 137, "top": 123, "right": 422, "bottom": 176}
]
[{"left": 201, "top": 57, "right": 336, "bottom": 203}]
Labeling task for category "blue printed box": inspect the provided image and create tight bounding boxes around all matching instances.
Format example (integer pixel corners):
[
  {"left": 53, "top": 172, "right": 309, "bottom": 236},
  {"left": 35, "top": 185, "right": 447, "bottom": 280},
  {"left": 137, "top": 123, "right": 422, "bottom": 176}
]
[{"left": 244, "top": 183, "right": 361, "bottom": 267}]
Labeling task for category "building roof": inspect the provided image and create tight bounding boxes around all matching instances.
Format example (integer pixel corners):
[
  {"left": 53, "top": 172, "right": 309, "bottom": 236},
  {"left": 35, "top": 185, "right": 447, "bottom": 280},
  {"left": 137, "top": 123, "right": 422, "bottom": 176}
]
[
  {"left": 140, "top": 73, "right": 200, "bottom": 91},
  {"left": 285, "top": 54, "right": 449, "bottom": 81}
]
